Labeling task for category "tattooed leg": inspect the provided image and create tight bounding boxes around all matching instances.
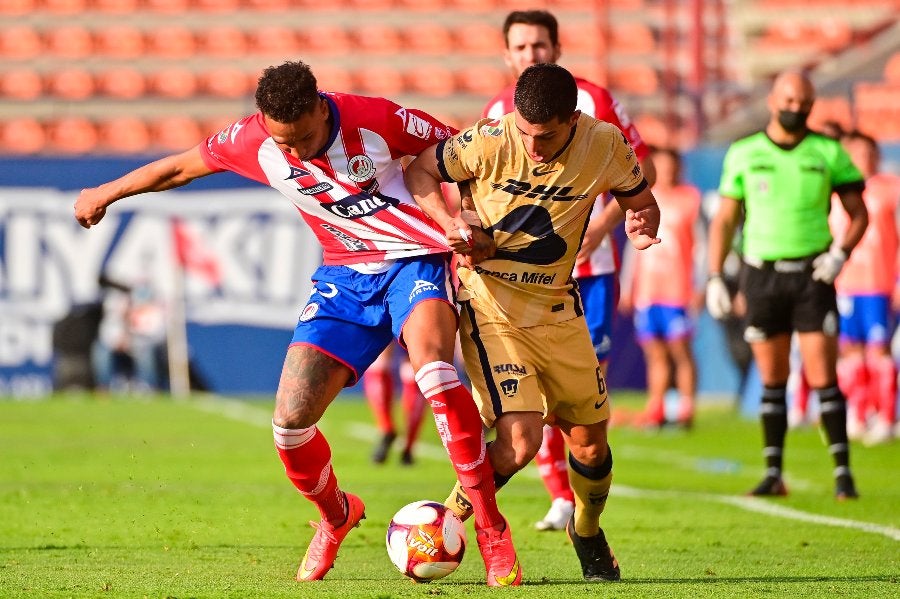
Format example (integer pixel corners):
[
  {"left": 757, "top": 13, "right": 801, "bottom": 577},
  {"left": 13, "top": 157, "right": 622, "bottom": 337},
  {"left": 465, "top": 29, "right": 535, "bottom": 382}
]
[{"left": 273, "top": 344, "right": 354, "bottom": 429}]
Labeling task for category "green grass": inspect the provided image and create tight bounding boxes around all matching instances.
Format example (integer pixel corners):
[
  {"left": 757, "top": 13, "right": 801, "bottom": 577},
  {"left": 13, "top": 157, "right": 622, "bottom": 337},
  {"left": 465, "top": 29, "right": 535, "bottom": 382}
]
[{"left": 0, "top": 392, "right": 897, "bottom": 598}]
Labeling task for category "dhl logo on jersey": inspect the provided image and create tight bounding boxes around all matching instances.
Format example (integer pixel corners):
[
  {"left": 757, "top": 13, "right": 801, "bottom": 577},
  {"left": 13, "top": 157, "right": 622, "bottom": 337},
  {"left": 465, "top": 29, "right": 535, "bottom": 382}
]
[{"left": 490, "top": 179, "right": 590, "bottom": 202}]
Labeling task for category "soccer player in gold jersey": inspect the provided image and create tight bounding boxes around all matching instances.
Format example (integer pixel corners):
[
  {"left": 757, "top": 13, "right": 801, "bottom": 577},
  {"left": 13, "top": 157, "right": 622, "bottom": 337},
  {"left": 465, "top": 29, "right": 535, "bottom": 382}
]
[{"left": 405, "top": 63, "right": 660, "bottom": 582}]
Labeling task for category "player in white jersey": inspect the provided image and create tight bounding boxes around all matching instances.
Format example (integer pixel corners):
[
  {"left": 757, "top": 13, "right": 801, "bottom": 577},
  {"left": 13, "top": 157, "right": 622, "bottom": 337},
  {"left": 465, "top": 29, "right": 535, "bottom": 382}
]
[
  {"left": 74, "top": 60, "right": 520, "bottom": 587},
  {"left": 483, "top": 8, "right": 657, "bottom": 531}
]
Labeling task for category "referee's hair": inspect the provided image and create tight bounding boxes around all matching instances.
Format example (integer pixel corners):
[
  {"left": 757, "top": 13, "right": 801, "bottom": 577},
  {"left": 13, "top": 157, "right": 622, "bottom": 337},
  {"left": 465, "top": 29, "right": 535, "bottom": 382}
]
[
  {"left": 256, "top": 61, "right": 319, "bottom": 123},
  {"left": 514, "top": 63, "right": 577, "bottom": 125}
]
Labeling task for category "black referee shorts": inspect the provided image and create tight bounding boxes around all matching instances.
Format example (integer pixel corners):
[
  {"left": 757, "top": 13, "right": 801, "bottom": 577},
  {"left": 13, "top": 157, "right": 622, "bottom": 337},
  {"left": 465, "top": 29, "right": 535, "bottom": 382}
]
[{"left": 739, "top": 258, "right": 839, "bottom": 342}]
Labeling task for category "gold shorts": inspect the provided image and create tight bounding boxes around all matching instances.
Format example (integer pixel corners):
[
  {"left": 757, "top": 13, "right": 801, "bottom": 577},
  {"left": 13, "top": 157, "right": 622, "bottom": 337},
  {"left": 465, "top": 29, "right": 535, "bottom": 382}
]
[{"left": 459, "top": 302, "right": 610, "bottom": 428}]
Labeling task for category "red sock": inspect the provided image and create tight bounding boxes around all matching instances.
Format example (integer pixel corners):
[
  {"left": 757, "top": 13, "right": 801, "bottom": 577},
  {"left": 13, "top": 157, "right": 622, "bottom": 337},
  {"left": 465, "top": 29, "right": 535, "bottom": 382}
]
[
  {"left": 535, "top": 425, "right": 574, "bottom": 502},
  {"left": 416, "top": 361, "right": 503, "bottom": 530},
  {"left": 868, "top": 353, "right": 897, "bottom": 423},
  {"left": 794, "top": 368, "right": 810, "bottom": 415},
  {"left": 400, "top": 361, "right": 426, "bottom": 453},
  {"left": 838, "top": 354, "right": 868, "bottom": 425},
  {"left": 363, "top": 364, "right": 395, "bottom": 435},
  {"left": 272, "top": 422, "right": 346, "bottom": 525}
]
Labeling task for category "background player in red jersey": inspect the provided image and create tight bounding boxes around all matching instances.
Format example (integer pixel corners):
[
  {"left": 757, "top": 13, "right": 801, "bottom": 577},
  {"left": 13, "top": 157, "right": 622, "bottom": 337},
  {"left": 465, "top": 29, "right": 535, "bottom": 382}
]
[
  {"left": 483, "top": 9, "right": 657, "bottom": 531},
  {"left": 363, "top": 345, "right": 426, "bottom": 465},
  {"left": 831, "top": 130, "right": 900, "bottom": 445},
  {"left": 74, "top": 61, "right": 520, "bottom": 587}
]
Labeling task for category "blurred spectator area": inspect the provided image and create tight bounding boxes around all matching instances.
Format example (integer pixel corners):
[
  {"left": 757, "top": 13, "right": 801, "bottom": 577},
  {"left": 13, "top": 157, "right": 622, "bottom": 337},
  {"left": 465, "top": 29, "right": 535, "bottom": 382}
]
[{"left": 1, "top": 0, "right": 899, "bottom": 155}]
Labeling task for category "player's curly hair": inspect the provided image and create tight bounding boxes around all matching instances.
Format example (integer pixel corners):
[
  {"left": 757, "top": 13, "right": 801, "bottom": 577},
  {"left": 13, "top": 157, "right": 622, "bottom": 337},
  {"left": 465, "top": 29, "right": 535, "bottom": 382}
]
[
  {"left": 255, "top": 61, "right": 320, "bottom": 123},
  {"left": 513, "top": 63, "right": 577, "bottom": 124}
]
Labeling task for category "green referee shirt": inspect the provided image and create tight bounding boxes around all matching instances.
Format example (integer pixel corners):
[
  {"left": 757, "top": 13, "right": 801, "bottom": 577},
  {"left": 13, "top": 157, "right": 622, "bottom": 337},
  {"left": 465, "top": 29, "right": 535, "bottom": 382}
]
[{"left": 718, "top": 131, "right": 865, "bottom": 261}]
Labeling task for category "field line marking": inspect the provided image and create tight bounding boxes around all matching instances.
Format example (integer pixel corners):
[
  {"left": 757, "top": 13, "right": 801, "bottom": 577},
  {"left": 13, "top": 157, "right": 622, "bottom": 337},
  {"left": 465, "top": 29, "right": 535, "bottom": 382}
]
[{"left": 187, "top": 397, "right": 900, "bottom": 543}]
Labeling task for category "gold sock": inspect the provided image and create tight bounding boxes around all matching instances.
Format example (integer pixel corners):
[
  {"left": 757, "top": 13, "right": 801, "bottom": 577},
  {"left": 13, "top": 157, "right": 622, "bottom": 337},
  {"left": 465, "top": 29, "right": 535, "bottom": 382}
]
[
  {"left": 443, "top": 479, "right": 474, "bottom": 521},
  {"left": 569, "top": 456, "right": 612, "bottom": 537}
]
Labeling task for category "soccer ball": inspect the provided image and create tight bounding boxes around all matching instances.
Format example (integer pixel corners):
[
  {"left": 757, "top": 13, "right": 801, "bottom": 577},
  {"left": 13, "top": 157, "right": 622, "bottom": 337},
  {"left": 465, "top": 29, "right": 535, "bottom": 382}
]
[{"left": 386, "top": 500, "right": 467, "bottom": 582}]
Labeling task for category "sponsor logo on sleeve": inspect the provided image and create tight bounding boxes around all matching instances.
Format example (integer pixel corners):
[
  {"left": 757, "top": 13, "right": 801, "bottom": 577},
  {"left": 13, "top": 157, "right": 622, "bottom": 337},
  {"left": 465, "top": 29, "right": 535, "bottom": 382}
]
[
  {"left": 404, "top": 113, "right": 434, "bottom": 140},
  {"left": 479, "top": 120, "right": 503, "bottom": 137}
]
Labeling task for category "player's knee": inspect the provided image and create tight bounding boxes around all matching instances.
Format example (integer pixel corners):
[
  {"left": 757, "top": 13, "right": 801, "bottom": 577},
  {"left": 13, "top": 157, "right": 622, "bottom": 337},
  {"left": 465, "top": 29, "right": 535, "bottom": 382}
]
[{"left": 569, "top": 441, "right": 610, "bottom": 469}]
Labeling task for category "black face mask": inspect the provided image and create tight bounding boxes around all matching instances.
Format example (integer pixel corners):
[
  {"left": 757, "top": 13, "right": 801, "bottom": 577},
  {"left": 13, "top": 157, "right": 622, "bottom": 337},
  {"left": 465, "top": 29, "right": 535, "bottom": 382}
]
[{"left": 777, "top": 109, "right": 810, "bottom": 133}]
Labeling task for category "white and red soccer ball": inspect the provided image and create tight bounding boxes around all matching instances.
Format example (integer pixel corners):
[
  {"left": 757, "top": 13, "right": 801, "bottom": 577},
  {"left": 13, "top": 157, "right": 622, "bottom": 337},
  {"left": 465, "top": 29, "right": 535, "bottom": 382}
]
[{"left": 386, "top": 500, "right": 466, "bottom": 582}]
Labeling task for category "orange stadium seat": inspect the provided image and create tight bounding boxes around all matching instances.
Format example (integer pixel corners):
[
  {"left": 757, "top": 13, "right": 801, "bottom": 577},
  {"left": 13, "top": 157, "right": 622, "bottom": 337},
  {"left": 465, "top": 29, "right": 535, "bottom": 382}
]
[
  {"left": 144, "top": 0, "right": 190, "bottom": 12},
  {"left": 150, "top": 116, "right": 204, "bottom": 152},
  {"left": 197, "top": 26, "right": 248, "bottom": 58},
  {"left": 96, "top": 67, "right": 148, "bottom": 99},
  {"left": 560, "top": 22, "right": 602, "bottom": 55},
  {"left": 353, "top": 64, "right": 405, "bottom": 97},
  {"left": 45, "top": 68, "right": 96, "bottom": 100},
  {"left": 808, "top": 96, "right": 852, "bottom": 132},
  {"left": 0, "top": 118, "right": 46, "bottom": 154},
  {"left": 347, "top": 0, "right": 397, "bottom": 8},
  {"left": 455, "top": 21, "right": 505, "bottom": 57},
  {"left": 199, "top": 67, "right": 251, "bottom": 98},
  {"left": 0, "top": 27, "right": 42, "bottom": 60},
  {"left": 97, "top": 117, "right": 152, "bottom": 154},
  {"left": 455, "top": 63, "right": 509, "bottom": 97},
  {"left": 301, "top": 25, "right": 353, "bottom": 55},
  {"left": 93, "top": 0, "right": 141, "bottom": 13},
  {"left": 311, "top": 64, "right": 355, "bottom": 92},
  {"left": 0, "top": 0, "right": 37, "bottom": 15},
  {"left": 395, "top": 0, "right": 444, "bottom": 10},
  {"left": 247, "top": 26, "right": 301, "bottom": 56},
  {"left": 193, "top": 0, "right": 242, "bottom": 11},
  {"left": 94, "top": 25, "right": 146, "bottom": 59},
  {"left": 0, "top": 69, "right": 44, "bottom": 101},
  {"left": 353, "top": 23, "right": 404, "bottom": 55},
  {"left": 609, "top": 21, "right": 656, "bottom": 54},
  {"left": 43, "top": 0, "right": 88, "bottom": 14},
  {"left": 44, "top": 25, "right": 94, "bottom": 59},
  {"left": 48, "top": 117, "right": 99, "bottom": 154},
  {"left": 146, "top": 26, "right": 197, "bottom": 59},
  {"left": 883, "top": 52, "right": 900, "bottom": 83},
  {"left": 405, "top": 64, "right": 456, "bottom": 97},
  {"left": 440, "top": 0, "right": 497, "bottom": 11},
  {"left": 244, "top": 0, "right": 294, "bottom": 10},
  {"left": 632, "top": 113, "right": 671, "bottom": 148},
  {"left": 201, "top": 116, "right": 239, "bottom": 139},
  {"left": 608, "top": 64, "right": 658, "bottom": 96},
  {"left": 148, "top": 68, "right": 199, "bottom": 98},
  {"left": 400, "top": 22, "right": 454, "bottom": 55}
]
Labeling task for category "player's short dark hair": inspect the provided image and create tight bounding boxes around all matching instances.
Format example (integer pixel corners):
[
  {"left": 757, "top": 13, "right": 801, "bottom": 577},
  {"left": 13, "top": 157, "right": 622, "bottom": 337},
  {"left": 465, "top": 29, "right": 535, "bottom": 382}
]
[
  {"left": 514, "top": 63, "right": 577, "bottom": 124},
  {"left": 503, "top": 10, "right": 559, "bottom": 47},
  {"left": 841, "top": 129, "right": 879, "bottom": 152},
  {"left": 255, "top": 61, "right": 320, "bottom": 123}
]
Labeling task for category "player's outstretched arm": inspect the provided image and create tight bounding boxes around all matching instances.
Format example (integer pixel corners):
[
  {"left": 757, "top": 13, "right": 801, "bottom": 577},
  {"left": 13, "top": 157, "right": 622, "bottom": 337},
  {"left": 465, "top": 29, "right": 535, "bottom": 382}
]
[
  {"left": 75, "top": 145, "right": 215, "bottom": 229},
  {"left": 405, "top": 144, "right": 473, "bottom": 255},
  {"left": 616, "top": 186, "right": 661, "bottom": 250}
]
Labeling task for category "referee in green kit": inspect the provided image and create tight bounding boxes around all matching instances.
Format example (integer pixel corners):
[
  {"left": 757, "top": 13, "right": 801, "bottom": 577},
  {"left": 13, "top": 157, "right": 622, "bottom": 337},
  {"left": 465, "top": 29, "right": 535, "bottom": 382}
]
[{"left": 706, "top": 70, "right": 868, "bottom": 500}]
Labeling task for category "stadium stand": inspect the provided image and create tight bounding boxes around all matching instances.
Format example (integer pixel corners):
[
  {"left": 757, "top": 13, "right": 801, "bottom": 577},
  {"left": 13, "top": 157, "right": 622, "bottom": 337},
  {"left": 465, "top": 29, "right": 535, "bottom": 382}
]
[{"left": 1, "top": 1, "right": 899, "bottom": 155}]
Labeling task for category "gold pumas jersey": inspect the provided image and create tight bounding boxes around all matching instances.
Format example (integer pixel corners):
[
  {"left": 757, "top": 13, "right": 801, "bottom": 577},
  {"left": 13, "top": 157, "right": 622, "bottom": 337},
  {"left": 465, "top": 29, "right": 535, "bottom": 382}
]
[{"left": 437, "top": 112, "right": 647, "bottom": 328}]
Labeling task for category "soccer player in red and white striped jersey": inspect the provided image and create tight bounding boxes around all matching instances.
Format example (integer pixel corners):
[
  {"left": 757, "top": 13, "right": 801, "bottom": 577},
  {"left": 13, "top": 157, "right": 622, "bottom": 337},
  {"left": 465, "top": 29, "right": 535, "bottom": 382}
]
[{"left": 75, "top": 60, "right": 519, "bottom": 586}]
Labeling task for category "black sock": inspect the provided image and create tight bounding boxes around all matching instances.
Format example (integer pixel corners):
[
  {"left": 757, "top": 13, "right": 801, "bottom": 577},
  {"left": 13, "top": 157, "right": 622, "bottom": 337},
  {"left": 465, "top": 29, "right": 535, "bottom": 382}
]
[
  {"left": 760, "top": 385, "right": 788, "bottom": 478},
  {"left": 817, "top": 385, "right": 851, "bottom": 477}
]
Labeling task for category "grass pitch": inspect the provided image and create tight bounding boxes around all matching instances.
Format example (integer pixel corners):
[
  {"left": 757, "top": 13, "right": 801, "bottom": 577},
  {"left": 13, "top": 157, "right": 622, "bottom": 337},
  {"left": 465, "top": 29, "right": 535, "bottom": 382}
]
[{"left": 0, "top": 392, "right": 897, "bottom": 598}]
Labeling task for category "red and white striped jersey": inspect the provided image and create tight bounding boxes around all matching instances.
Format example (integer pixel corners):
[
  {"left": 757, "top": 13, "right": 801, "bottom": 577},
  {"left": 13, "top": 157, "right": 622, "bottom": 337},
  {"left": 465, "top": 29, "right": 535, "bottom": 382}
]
[
  {"left": 484, "top": 77, "right": 650, "bottom": 279},
  {"left": 200, "top": 93, "right": 455, "bottom": 267}
]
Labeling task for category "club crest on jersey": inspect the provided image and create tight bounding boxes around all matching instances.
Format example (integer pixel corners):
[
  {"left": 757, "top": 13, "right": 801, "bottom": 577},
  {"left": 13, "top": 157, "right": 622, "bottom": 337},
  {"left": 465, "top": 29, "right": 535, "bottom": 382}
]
[
  {"left": 408, "top": 279, "right": 440, "bottom": 302},
  {"left": 347, "top": 155, "right": 376, "bottom": 182},
  {"left": 499, "top": 378, "right": 518, "bottom": 397},
  {"left": 299, "top": 302, "right": 319, "bottom": 322},
  {"left": 480, "top": 120, "right": 503, "bottom": 137}
]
